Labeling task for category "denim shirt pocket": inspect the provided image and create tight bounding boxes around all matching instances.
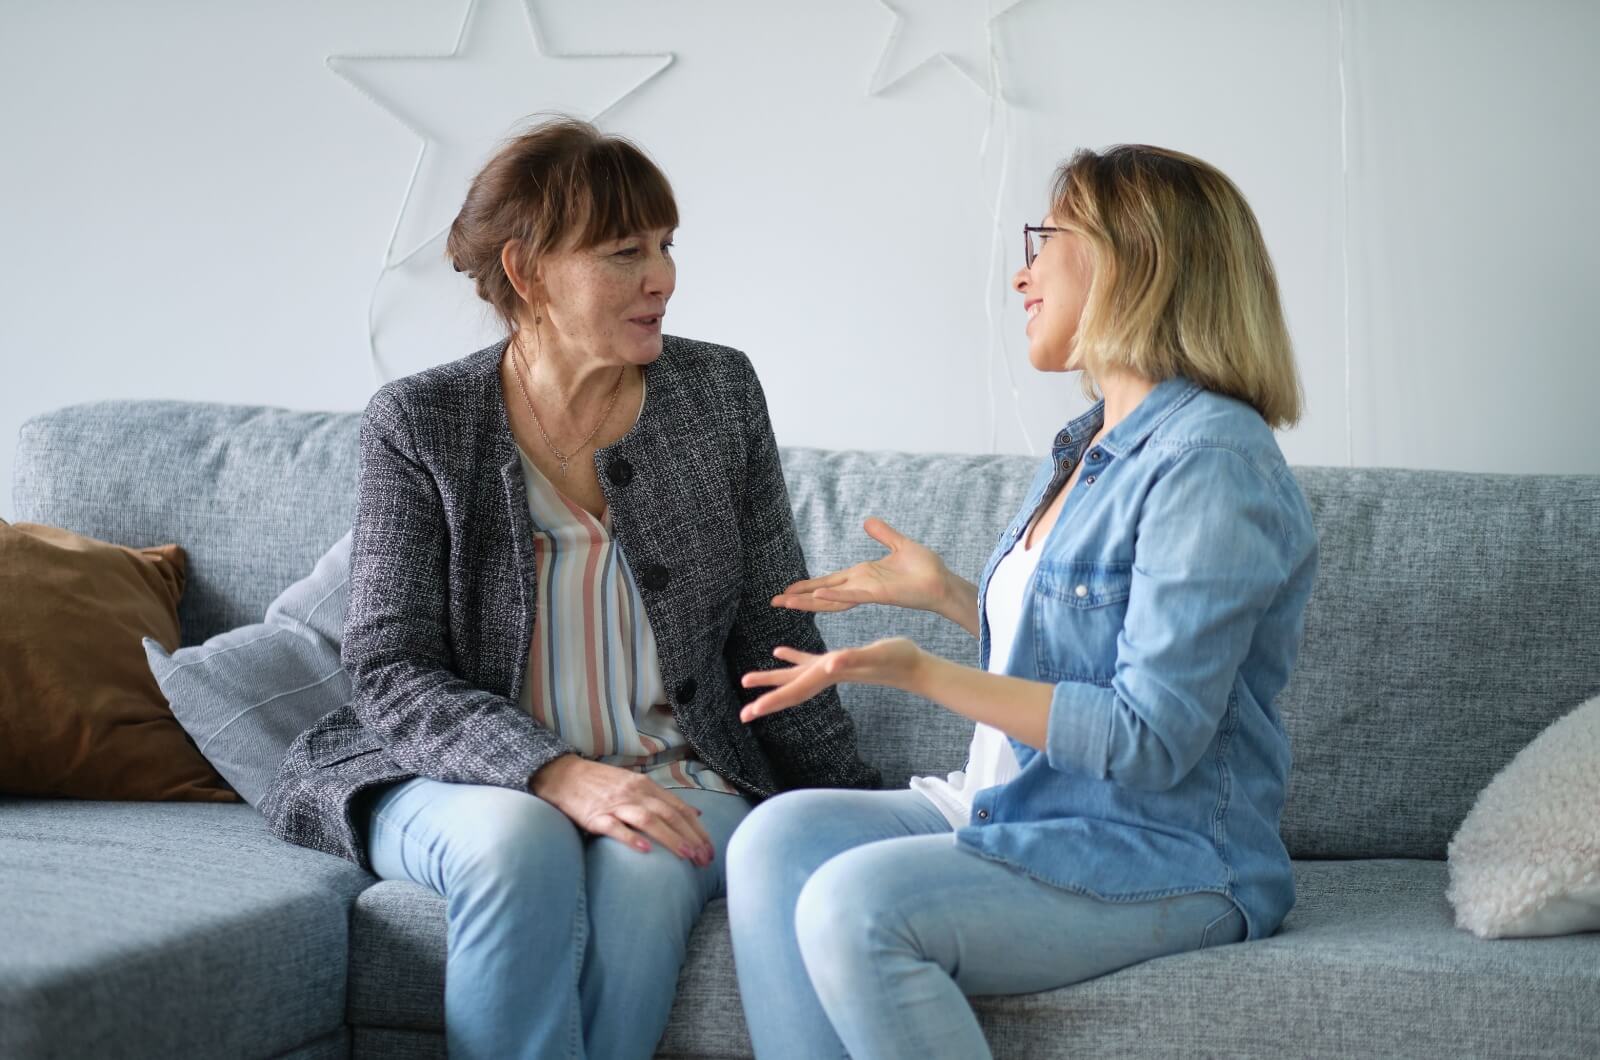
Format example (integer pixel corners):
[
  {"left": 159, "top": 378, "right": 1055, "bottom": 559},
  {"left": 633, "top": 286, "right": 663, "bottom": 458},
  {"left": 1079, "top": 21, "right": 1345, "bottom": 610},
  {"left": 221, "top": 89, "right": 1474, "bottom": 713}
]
[{"left": 1030, "top": 560, "right": 1132, "bottom": 685}]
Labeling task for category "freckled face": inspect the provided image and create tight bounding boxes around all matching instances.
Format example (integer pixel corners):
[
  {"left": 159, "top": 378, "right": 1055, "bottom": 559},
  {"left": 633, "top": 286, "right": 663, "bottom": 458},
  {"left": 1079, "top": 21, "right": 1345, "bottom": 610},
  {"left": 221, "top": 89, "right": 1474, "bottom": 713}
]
[
  {"left": 1011, "top": 216, "right": 1093, "bottom": 373},
  {"left": 539, "top": 227, "right": 677, "bottom": 366}
]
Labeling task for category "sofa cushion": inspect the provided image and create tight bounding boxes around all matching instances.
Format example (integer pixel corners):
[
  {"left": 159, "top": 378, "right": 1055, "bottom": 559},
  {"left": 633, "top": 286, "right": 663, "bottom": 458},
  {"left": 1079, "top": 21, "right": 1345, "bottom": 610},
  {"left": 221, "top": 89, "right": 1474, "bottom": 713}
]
[
  {"left": 0, "top": 798, "right": 373, "bottom": 1059},
  {"left": 13, "top": 401, "right": 361, "bottom": 645},
  {"left": 1277, "top": 467, "right": 1600, "bottom": 858},
  {"left": 346, "top": 860, "right": 1600, "bottom": 1059}
]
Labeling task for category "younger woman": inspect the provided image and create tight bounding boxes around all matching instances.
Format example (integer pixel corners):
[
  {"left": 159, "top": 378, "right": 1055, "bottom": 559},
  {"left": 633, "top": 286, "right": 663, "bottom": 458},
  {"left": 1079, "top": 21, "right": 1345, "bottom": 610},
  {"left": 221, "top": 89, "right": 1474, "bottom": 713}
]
[{"left": 725, "top": 145, "right": 1319, "bottom": 1059}]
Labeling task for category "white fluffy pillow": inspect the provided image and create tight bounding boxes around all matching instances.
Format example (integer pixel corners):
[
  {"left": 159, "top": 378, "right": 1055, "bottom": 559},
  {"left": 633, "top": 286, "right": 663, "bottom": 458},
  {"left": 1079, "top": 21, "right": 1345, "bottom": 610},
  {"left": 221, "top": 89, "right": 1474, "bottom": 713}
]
[{"left": 1447, "top": 693, "right": 1600, "bottom": 938}]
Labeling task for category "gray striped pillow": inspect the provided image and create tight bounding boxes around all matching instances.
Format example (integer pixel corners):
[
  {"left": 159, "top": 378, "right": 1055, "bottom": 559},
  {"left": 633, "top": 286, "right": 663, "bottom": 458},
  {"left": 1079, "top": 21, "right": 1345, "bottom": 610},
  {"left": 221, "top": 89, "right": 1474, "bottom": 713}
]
[{"left": 144, "top": 533, "right": 351, "bottom": 806}]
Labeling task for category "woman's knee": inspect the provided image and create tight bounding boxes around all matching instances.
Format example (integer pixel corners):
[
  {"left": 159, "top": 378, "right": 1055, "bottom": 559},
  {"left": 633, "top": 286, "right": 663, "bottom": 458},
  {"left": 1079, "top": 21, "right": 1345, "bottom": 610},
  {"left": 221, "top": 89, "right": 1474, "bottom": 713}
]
[
  {"left": 792, "top": 846, "right": 910, "bottom": 996},
  {"left": 439, "top": 789, "right": 583, "bottom": 894},
  {"left": 795, "top": 845, "right": 906, "bottom": 960},
  {"left": 727, "top": 789, "right": 852, "bottom": 883}
]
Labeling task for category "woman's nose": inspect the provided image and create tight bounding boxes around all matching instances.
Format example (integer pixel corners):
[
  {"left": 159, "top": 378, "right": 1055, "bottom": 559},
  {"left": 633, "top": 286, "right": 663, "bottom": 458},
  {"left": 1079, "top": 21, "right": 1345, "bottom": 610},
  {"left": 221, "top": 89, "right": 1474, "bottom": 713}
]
[
  {"left": 1011, "top": 266, "right": 1030, "bottom": 294},
  {"left": 647, "top": 257, "right": 675, "bottom": 299}
]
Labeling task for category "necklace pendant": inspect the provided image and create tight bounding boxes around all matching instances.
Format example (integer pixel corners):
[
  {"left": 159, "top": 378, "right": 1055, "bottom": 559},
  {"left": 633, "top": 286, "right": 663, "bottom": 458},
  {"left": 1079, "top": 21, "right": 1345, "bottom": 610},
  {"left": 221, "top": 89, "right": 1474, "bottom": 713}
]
[{"left": 558, "top": 460, "right": 569, "bottom": 478}]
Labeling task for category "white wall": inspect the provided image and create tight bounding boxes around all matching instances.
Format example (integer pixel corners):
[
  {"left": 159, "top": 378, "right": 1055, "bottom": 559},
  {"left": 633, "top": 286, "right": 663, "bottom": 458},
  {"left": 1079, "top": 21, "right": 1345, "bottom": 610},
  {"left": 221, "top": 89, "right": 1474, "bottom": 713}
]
[{"left": 3, "top": 0, "right": 1596, "bottom": 522}]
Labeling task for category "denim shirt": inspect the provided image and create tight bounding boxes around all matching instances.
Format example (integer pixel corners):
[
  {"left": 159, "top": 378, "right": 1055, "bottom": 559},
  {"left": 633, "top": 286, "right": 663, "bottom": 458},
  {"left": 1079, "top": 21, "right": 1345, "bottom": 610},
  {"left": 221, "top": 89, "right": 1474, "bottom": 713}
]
[{"left": 956, "top": 377, "right": 1318, "bottom": 939}]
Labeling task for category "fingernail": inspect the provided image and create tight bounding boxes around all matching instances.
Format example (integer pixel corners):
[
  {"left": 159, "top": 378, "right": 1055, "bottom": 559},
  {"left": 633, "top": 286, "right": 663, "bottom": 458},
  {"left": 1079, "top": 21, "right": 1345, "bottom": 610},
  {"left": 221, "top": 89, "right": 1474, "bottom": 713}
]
[{"left": 636, "top": 840, "right": 651, "bottom": 852}]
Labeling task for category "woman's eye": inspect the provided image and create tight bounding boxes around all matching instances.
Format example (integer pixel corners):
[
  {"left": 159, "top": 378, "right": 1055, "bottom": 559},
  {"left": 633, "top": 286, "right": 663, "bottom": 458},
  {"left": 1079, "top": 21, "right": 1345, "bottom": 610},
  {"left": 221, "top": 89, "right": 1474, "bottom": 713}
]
[
  {"left": 614, "top": 246, "right": 641, "bottom": 258},
  {"left": 1037, "top": 233, "right": 1053, "bottom": 246},
  {"left": 661, "top": 240, "right": 674, "bottom": 254}
]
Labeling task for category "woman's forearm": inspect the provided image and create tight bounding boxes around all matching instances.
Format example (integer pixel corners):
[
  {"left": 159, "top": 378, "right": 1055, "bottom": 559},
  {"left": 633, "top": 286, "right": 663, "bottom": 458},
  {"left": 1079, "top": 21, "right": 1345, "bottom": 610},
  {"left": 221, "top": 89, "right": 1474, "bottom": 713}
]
[
  {"left": 934, "top": 571, "right": 982, "bottom": 637},
  {"left": 908, "top": 654, "right": 1051, "bottom": 749}
]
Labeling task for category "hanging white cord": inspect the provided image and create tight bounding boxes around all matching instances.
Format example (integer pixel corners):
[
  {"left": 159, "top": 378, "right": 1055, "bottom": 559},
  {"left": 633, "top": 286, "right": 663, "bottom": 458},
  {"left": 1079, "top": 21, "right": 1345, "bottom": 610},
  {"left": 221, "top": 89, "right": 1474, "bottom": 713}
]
[
  {"left": 1336, "top": 0, "right": 1354, "bottom": 465},
  {"left": 979, "top": 4, "right": 1035, "bottom": 454},
  {"left": 331, "top": 0, "right": 475, "bottom": 389},
  {"left": 361, "top": 145, "right": 449, "bottom": 387}
]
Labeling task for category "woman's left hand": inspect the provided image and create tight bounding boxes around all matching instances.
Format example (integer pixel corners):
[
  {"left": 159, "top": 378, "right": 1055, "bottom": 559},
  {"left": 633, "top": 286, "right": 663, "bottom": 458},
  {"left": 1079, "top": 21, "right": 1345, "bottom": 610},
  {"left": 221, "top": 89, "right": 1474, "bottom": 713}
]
[{"left": 739, "top": 638, "right": 927, "bottom": 722}]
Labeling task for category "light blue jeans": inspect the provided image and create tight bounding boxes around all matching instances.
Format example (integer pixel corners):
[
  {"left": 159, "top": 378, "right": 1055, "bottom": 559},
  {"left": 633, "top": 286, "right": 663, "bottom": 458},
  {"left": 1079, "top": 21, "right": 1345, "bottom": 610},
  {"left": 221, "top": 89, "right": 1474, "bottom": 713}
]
[
  {"left": 363, "top": 776, "right": 752, "bottom": 1060},
  {"left": 726, "top": 788, "right": 1246, "bottom": 1060}
]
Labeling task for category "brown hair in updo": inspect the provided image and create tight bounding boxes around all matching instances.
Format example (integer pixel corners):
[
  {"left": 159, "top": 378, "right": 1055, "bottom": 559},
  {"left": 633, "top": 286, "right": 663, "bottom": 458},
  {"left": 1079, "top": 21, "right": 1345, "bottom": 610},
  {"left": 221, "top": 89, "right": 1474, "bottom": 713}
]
[{"left": 446, "top": 116, "right": 679, "bottom": 337}]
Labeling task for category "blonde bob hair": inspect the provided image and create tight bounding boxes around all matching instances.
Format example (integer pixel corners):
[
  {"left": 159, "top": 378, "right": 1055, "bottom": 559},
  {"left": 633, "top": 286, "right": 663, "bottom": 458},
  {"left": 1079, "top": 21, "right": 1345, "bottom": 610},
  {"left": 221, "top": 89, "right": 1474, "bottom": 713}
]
[{"left": 1050, "top": 145, "right": 1302, "bottom": 429}]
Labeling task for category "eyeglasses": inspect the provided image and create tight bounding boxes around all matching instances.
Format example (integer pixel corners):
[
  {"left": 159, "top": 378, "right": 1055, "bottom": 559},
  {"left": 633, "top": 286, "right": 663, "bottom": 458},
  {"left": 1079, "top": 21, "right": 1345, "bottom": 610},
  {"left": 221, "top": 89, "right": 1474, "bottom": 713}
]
[{"left": 1023, "top": 224, "right": 1064, "bottom": 268}]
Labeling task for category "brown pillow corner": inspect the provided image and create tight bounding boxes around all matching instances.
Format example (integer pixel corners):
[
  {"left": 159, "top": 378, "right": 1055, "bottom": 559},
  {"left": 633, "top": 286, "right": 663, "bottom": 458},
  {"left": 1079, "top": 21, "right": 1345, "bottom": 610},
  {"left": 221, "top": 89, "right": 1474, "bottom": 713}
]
[{"left": 0, "top": 522, "right": 230, "bottom": 801}]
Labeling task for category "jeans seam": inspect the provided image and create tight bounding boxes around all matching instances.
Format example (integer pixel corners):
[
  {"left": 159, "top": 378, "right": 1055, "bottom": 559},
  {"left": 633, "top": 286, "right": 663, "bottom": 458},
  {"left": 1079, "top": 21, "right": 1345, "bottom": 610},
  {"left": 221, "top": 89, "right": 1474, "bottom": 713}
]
[
  {"left": 569, "top": 881, "right": 587, "bottom": 1060},
  {"left": 368, "top": 804, "right": 440, "bottom": 886},
  {"left": 1199, "top": 905, "right": 1240, "bottom": 949}
]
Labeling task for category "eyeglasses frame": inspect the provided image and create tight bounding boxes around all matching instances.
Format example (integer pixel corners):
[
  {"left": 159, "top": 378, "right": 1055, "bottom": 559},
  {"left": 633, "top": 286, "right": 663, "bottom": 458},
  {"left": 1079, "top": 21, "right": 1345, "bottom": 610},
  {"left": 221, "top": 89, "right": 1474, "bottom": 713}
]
[{"left": 1023, "top": 224, "right": 1065, "bottom": 268}]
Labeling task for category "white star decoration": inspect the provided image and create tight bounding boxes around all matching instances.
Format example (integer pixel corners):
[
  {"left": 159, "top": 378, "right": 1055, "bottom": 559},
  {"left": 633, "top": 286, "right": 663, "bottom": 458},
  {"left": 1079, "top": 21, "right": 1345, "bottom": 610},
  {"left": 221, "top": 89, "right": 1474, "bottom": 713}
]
[
  {"left": 869, "top": 0, "right": 1029, "bottom": 99},
  {"left": 329, "top": 0, "right": 673, "bottom": 269}
]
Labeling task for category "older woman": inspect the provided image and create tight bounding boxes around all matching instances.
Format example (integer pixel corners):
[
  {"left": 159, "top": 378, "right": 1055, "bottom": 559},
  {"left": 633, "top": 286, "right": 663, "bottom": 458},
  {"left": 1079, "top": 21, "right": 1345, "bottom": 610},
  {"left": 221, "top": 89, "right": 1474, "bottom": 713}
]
[
  {"left": 259, "top": 118, "right": 877, "bottom": 1060},
  {"left": 725, "top": 145, "right": 1319, "bottom": 1059}
]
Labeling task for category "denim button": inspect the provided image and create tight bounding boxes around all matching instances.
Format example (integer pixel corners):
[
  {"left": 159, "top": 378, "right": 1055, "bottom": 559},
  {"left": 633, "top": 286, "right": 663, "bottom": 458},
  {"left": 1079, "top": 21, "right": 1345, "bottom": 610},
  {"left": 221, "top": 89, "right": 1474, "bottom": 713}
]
[
  {"left": 1075, "top": 584, "right": 1088, "bottom": 598},
  {"left": 977, "top": 809, "right": 989, "bottom": 820},
  {"left": 1084, "top": 475, "right": 1096, "bottom": 485},
  {"left": 1089, "top": 449, "right": 1103, "bottom": 461}
]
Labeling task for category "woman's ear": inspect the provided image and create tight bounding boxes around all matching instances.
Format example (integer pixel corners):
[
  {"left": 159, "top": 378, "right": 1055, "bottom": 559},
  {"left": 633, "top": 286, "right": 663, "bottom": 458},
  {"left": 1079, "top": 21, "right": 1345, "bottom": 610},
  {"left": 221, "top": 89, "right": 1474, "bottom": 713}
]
[{"left": 500, "top": 240, "right": 540, "bottom": 305}]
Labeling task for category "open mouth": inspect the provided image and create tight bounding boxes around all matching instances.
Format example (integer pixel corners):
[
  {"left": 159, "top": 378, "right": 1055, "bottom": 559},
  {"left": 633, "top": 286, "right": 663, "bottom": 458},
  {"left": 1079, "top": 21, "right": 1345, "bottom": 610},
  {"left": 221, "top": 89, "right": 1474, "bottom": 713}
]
[{"left": 1025, "top": 300, "right": 1042, "bottom": 320}]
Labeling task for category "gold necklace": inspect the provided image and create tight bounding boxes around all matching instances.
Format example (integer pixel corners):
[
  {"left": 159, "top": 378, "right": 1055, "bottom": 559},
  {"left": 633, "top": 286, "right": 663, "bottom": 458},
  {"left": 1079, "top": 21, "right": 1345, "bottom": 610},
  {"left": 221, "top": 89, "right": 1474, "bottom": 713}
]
[{"left": 510, "top": 336, "right": 626, "bottom": 478}]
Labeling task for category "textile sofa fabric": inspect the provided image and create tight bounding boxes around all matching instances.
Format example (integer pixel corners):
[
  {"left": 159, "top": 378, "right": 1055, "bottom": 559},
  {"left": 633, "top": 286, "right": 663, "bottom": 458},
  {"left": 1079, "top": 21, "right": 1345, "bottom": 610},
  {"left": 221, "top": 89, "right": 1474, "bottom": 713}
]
[{"left": 4, "top": 399, "right": 1598, "bottom": 1059}]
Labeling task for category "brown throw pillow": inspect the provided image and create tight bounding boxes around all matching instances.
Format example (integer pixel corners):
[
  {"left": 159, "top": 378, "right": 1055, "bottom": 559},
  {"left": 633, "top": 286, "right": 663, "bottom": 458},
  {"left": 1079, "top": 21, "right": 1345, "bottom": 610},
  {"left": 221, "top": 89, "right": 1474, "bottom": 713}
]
[{"left": 0, "top": 520, "right": 237, "bottom": 801}]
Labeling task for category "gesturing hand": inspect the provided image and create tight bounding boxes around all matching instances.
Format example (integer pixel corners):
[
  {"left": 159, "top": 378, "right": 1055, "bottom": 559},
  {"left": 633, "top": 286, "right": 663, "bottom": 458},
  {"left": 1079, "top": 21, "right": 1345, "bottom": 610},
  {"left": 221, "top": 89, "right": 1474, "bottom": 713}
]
[
  {"left": 739, "top": 639, "right": 927, "bottom": 722},
  {"left": 772, "top": 517, "right": 952, "bottom": 615},
  {"left": 530, "top": 756, "right": 716, "bottom": 866}
]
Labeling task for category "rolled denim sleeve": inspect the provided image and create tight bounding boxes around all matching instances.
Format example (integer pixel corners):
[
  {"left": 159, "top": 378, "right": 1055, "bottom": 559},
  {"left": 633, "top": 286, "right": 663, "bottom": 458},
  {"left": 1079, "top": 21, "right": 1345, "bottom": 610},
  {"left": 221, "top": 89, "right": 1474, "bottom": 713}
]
[{"left": 1045, "top": 446, "right": 1290, "bottom": 791}]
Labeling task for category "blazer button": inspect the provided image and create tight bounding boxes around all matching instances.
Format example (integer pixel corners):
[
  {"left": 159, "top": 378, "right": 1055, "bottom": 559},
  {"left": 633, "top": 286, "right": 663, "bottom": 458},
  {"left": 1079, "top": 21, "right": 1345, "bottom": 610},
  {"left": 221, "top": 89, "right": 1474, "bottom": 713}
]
[
  {"left": 643, "top": 564, "right": 671, "bottom": 591},
  {"left": 675, "top": 678, "right": 697, "bottom": 704},
  {"left": 607, "top": 458, "right": 634, "bottom": 486}
]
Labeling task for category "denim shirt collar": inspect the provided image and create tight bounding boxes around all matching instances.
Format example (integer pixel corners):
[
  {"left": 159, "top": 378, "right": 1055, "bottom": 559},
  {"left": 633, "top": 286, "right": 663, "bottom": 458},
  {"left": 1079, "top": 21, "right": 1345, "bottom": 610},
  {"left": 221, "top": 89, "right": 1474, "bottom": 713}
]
[{"left": 1051, "top": 376, "right": 1204, "bottom": 464}]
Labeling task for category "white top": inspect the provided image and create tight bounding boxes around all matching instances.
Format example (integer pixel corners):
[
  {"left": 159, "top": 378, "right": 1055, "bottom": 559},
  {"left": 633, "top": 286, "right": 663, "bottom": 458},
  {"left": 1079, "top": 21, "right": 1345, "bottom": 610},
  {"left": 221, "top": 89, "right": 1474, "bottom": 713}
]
[{"left": 908, "top": 527, "right": 1041, "bottom": 828}]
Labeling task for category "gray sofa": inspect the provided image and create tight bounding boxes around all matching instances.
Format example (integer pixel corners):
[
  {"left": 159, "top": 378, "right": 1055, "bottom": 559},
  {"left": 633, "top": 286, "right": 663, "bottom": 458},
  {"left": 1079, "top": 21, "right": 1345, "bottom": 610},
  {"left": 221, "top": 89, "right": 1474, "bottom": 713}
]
[{"left": 4, "top": 399, "right": 1598, "bottom": 1059}]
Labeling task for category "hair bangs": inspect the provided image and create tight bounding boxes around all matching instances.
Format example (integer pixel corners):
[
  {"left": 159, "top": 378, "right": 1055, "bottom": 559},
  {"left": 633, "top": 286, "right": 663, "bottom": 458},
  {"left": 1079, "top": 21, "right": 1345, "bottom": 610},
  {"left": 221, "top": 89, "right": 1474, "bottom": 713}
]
[{"left": 569, "top": 140, "right": 679, "bottom": 250}]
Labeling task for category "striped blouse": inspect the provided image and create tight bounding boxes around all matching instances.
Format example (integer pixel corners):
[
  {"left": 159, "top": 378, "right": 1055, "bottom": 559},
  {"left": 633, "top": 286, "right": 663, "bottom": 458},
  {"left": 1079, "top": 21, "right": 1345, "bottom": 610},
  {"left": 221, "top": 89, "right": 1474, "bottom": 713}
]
[{"left": 514, "top": 442, "right": 737, "bottom": 796}]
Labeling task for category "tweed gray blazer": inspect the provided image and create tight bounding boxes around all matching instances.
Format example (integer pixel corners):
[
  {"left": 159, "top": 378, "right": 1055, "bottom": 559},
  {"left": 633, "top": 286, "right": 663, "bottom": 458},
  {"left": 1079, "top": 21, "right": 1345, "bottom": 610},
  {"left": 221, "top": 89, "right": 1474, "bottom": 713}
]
[{"left": 259, "top": 336, "right": 880, "bottom": 868}]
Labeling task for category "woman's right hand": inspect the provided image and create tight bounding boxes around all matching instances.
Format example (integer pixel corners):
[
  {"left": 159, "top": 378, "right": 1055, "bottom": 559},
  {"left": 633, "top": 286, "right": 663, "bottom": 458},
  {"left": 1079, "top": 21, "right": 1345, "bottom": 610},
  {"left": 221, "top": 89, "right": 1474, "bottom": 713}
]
[
  {"left": 530, "top": 755, "right": 715, "bottom": 866},
  {"left": 773, "top": 517, "right": 955, "bottom": 616}
]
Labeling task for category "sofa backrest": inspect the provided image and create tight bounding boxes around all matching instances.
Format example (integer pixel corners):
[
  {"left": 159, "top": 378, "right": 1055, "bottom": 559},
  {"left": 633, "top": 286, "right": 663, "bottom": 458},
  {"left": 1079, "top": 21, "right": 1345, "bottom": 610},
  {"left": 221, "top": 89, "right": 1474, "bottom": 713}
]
[{"left": 15, "top": 401, "right": 1600, "bottom": 860}]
